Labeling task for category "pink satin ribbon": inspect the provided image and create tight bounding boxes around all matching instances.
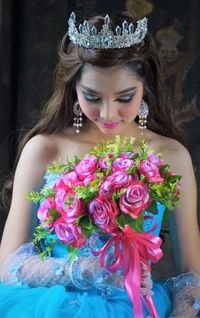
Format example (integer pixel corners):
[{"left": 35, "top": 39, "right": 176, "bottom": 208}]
[{"left": 93, "top": 223, "right": 163, "bottom": 318}]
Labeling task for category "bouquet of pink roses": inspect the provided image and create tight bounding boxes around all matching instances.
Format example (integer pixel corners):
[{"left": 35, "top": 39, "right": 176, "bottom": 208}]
[{"left": 27, "top": 136, "right": 181, "bottom": 318}]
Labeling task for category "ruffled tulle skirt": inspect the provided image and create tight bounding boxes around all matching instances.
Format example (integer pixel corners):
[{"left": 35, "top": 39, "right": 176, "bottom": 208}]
[{"left": 0, "top": 281, "right": 171, "bottom": 318}]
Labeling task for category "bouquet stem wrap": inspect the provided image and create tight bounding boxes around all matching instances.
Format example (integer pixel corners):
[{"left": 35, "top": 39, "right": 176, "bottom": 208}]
[{"left": 93, "top": 225, "right": 163, "bottom": 318}]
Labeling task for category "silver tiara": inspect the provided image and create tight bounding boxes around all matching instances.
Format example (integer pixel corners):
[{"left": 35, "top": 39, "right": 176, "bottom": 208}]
[{"left": 68, "top": 12, "right": 148, "bottom": 49}]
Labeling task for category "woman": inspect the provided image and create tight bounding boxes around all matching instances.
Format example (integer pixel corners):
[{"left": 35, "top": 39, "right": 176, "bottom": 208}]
[{"left": 0, "top": 12, "right": 199, "bottom": 317}]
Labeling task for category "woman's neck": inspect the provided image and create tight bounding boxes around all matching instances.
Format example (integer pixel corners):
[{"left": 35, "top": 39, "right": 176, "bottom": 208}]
[{"left": 80, "top": 121, "right": 150, "bottom": 144}]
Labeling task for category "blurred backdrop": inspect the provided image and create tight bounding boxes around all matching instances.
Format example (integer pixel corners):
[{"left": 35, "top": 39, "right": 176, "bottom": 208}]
[{"left": 0, "top": 0, "right": 200, "bottom": 277}]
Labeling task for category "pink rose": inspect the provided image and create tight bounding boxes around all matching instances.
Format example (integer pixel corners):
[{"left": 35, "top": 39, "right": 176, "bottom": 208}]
[
  {"left": 119, "top": 180, "right": 151, "bottom": 218},
  {"left": 148, "top": 154, "right": 165, "bottom": 166},
  {"left": 37, "top": 197, "right": 56, "bottom": 229},
  {"left": 65, "top": 196, "right": 85, "bottom": 222},
  {"left": 99, "top": 171, "right": 133, "bottom": 197},
  {"left": 140, "top": 160, "right": 164, "bottom": 183},
  {"left": 55, "top": 188, "right": 84, "bottom": 222},
  {"left": 88, "top": 196, "right": 119, "bottom": 233},
  {"left": 54, "top": 173, "right": 78, "bottom": 192},
  {"left": 99, "top": 157, "right": 110, "bottom": 170},
  {"left": 120, "top": 152, "right": 134, "bottom": 159},
  {"left": 99, "top": 153, "right": 114, "bottom": 170},
  {"left": 112, "top": 157, "right": 135, "bottom": 172},
  {"left": 75, "top": 155, "right": 98, "bottom": 180},
  {"left": 54, "top": 218, "right": 86, "bottom": 247},
  {"left": 55, "top": 188, "right": 71, "bottom": 211},
  {"left": 63, "top": 171, "right": 82, "bottom": 186}
]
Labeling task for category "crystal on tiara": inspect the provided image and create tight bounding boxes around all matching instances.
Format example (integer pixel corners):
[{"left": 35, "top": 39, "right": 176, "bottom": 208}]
[{"left": 68, "top": 12, "right": 148, "bottom": 49}]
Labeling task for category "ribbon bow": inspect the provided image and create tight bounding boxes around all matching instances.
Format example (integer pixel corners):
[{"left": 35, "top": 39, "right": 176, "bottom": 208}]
[{"left": 93, "top": 224, "right": 163, "bottom": 318}]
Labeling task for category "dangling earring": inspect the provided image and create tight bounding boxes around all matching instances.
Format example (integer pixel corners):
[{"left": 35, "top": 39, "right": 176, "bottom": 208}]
[
  {"left": 138, "top": 99, "right": 149, "bottom": 135},
  {"left": 73, "top": 100, "right": 83, "bottom": 133}
]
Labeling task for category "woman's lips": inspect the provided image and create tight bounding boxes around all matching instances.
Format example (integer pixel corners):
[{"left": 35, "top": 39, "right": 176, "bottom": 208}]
[{"left": 101, "top": 121, "right": 121, "bottom": 129}]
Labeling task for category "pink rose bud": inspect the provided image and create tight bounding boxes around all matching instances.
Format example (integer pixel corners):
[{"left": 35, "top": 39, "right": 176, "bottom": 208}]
[
  {"left": 66, "top": 196, "right": 85, "bottom": 221},
  {"left": 54, "top": 218, "right": 86, "bottom": 247},
  {"left": 55, "top": 189, "right": 85, "bottom": 222},
  {"left": 75, "top": 155, "right": 98, "bottom": 180},
  {"left": 112, "top": 157, "right": 135, "bottom": 172},
  {"left": 99, "top": 171, "right": 133, "bottom": 197},
  {"left": 99, "top": 153, "right": 114, "bottom": 170},
  {"left": 37, "top": 197, "right": 56, "bottom": 229},
  {"left": 63, "top": 171, "right": 82, "bottom": 186},
  {"left": 55, "top": 188, "right": 71, "bottom": 211},
  {"left": 54, "top": 174, "right": 78, "bottom": 192},
  {"left": 120, "top": 152, "right": 134, "bottom": 159},
  {"left": 119, "top": 180, "right": 151, "bottom": 218},
  {"left": 99, "top": 157, "right": 110, "bottom": 170},
  {"left": 88, "top": 196, "right": 119, "bottom": 233},
  {"left": 148, "top": 154, "right": 165, "bottom": 166},
  {"left": 140, "top": 160, "right": 164, "bottom": 183},
  {"left": 175, "top": 183, "right": 181, "bottom": 197}
]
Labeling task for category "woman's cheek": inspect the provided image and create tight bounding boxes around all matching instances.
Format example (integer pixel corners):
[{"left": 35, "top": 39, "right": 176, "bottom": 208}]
[
  {"left": 118, "top": 106, "right": 138, "bottom": 120},
  {"left": 76, "top": 93, "right": 97, "bottom": 118},
  {"left": 79, "top": 100, "right": 99, "bottom": 119},
  {"left": 84, "top": 107, "right": 100, "bottom": 120}
]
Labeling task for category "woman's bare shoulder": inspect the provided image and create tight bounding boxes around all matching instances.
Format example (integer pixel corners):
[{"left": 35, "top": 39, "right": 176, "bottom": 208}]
[
  {"left": 24, "top": 134, "right": 58, "bottom": 156},
  {"left": 154, "top": 135, "right": 192, "bottom": 173},
  {"left": 14, "top": 134, "right": 60, "bottom": 188},
  {"left": 19, "top": 134, "right": 61, "bottom": 167}
]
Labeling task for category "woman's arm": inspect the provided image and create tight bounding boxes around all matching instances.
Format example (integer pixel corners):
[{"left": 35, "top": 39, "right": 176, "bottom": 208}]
[
  {"left": 162, "top": 140, "right": 200, "bottom": 317},
  {"left": 166, "top": 142, "right": 200, "bottom": 273},
  {"left": 0, "top": 134, "right": 58, "bottom": 272},
  {"left": 0, "top": 135, "right": 125, "bottom": 290}
]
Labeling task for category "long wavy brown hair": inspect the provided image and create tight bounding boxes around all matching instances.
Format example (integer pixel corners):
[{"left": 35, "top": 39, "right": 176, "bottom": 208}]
[
  {"left": 2, "top": 12, "right": 187, "bottom": 208},
  {"left": 17, "top": 12, "right": 187, "bottom": 153}
]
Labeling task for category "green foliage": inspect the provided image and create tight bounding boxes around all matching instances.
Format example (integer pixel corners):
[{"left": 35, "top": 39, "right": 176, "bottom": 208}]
[
  {"left": 117, "top": 213, "right": 144, "bottom": 232},
  {"left": 74, "top": 173, "right": 105, "bottom": 202},
  {"left": 48, "top": 209, "right": 60, "bottom": 220},
  {"left": 163, "top": 207, "right": 171, "bottom": 223},
  {"left": 26, "top": 188, "right": 55, "bottom": 203},
  {"left": 147, "top": 200, "right": 159, "bottom": 214},
  {"left": 90, "top": 135, "right": 137, "bottom": 159},
  {"left": 112, "top": 189, "right": 126, "bottom": 201},
  {"left": 77, "top": 215, "right": 98, "bottom": 237},
  {"left": 66, "top": 245, "right": 79, "bottom": 263},
  {"left": 127, "top": 165, "right": 135, "bottom": 175},
  {"left": 40, "top": 188, "right": 55, "bottom": 198},
  {"left": 25, "top": 191, "right": 44, "bottom": 202},
  {"left": 140, "top": 174, "right": 146, "bottom": 182},
  {"left": 33, "top": 224, "right": 51, "bottom": 246},
  {"left": 149, "top": 178, "right": 181, "bottom": 211},
  {"left": 46, "top": 158, "right": 75, "bottom": 174},
  {"left": 73, "top": 155, "right": 80, "bottom": 164},
  {"left": 159, "top": 164, "right": 170, "bottom": 176}
]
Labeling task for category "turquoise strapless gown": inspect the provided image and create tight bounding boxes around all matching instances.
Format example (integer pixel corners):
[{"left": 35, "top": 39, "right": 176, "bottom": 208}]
[{"left": 0, "top": 173, "right": 171, "bottom": 318}]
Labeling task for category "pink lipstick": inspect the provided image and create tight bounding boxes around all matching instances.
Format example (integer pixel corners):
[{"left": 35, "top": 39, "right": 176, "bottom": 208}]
[{"left": 101, "top": 121, "right": 120, "bottom": 129}]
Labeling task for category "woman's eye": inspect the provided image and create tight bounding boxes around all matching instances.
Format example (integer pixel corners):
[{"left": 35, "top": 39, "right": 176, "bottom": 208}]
[
  {"left": 84, "top": 95, "right": 100, "bottom": 102},
  {"left": 117, "top": 96, "right": 133, "bottom": 103}
]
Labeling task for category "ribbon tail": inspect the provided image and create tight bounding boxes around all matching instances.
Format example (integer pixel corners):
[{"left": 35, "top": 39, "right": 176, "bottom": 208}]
[
  {"left": 124, "top": 247, "right": 144, "bottom": 318},
  {"left": 142, "top": 295, "right": 159, "bottom": 318}
]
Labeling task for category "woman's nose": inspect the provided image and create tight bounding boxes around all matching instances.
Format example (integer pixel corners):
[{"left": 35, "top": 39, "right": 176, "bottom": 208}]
[{"left": 100, "top": 102, "right": 117, "bottom": 120}]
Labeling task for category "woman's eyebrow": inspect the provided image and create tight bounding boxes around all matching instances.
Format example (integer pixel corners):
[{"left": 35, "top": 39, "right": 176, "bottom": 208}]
[{"left": 81, "top": 85, "right": 136, "bottom": 95}]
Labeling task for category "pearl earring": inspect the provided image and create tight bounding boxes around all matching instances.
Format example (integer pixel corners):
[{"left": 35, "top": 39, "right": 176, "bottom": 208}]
[
  {"left": 73, "top": 100, "right": 83, "bottom": 133},
  {"left": 138, "top": 99, "right": 149, "bottom": 134}
]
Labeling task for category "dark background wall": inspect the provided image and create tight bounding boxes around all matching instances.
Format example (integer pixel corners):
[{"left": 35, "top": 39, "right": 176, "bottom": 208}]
[{"left": 0, "top": 0, "right": 200, "bottom": 276}]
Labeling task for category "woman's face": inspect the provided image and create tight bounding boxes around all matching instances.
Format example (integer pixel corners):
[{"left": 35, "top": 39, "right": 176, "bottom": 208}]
[{"left": 76, "top": 64, "right": 144, "bottom": 135}]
